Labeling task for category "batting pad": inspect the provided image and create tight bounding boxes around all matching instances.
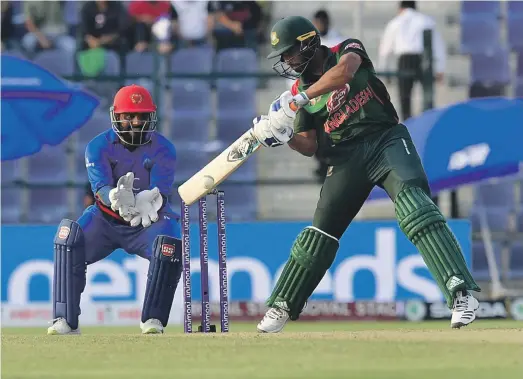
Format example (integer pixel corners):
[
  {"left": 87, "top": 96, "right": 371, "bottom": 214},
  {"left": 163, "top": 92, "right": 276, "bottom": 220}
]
[
  {"left": 53, "top": 219, "right": 86, "bottom": 330},
  {"left": 141, "top": 235, "right": 183, "bottom": 326},
  {"left": 267, "top": 227, "right": 339, "bottom": 320},
  {"left": 395, "top": 187, "right": 481, "bottom": 307}
]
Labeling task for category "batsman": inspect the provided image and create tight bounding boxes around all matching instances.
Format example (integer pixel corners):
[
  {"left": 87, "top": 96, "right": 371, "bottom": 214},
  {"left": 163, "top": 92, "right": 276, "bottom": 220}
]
[
  {"left": 251, "top": 16, "right": 481, "bottom": 332},
  {"left": 48, "top": 85, "right": 182, "bottom": 335}
]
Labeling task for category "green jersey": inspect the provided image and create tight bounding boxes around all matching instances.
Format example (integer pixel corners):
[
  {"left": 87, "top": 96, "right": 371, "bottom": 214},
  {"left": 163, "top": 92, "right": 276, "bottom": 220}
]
[{"left": 292, "top": 38, "right": 400, "bottom": 164}]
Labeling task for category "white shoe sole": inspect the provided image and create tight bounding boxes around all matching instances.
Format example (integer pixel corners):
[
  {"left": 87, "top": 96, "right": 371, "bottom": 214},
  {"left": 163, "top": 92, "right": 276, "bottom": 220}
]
[
  {"left": 141, "top": 327, "right": 163, "bottom": 334},
  {"left": 256, "top": 324, "right": 286, "bottom": 334},
  {"left": 47, "top": 328, "right": 81, "bottom": 335},
  {"left": 451, "top": 317, "right": 476, "bottom": 329}
]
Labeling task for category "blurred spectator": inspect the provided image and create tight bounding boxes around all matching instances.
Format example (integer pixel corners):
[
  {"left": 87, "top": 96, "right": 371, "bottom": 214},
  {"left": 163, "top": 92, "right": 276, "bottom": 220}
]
[
  {"left": 211, "top": 1, "right": 262, "bottom": 52},
  {"left": 377, "top": 1, "right": 446, "bottom": 120},
  {"left": 22, "top": 1, "right": 76, "bottom": 55},
  {"left": 312, "top": 9, "right": 344, "bottom": 48},
  {"left": 80, "top": 1, "right": 129, "bottom": 52},
  {"left": 1, "top": 1, "right": 16, "bottom": 51},
  {"left": 171, "top": 1, "right": 215, "bottom": 48},
  {"left": 128, "top": 1, "right": 174, "bottom": 54}
]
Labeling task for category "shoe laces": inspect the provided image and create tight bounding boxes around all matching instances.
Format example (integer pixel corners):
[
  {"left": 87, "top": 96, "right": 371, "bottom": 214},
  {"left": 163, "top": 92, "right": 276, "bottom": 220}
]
[
  {"left": 265, "top": 307, "right": 286, "bottom": 320},
  {"left": 453, "top": 291, "right": 468, "bottom": 312},
  {"left": 48, "top": 317, "right": 65, "bottom": 325}
]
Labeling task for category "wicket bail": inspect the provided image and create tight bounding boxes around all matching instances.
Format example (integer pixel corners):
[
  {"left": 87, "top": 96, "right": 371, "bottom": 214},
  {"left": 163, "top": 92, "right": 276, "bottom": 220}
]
[{"left": 181, "top": 189, "right": 229, "bottom": 333}]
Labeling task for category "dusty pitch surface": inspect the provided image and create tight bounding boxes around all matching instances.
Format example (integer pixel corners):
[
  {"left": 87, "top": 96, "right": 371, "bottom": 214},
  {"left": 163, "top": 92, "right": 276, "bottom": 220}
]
[{"left": 2, "top": 321, "right": 522, "bottom": 379}]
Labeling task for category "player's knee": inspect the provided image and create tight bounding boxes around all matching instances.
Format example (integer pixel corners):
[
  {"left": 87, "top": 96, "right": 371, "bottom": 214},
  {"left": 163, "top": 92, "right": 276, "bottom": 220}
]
[
  {"left": 54, "top": 219, "right": 85, "bottom": 248},
  {"left": 391, "top": 177, "right": 431, "bottom": 201},
  {"left": 394, "top": 187, "right": 445, "bottom": 240}
]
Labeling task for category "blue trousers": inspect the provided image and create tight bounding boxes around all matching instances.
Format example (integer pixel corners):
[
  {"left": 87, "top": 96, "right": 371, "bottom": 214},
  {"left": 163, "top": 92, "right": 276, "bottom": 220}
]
[{"left": 78, "top": 205, "right": 181, "bottom": 264}]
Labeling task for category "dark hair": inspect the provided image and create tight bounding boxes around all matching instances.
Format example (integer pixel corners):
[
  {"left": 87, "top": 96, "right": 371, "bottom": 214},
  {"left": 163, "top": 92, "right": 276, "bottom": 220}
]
[
  {"left": 313, "top": 9, "right": 329, "bottom": 23},
  {"left": 400, "top": 1, "right": 416, "bottom": 9}
]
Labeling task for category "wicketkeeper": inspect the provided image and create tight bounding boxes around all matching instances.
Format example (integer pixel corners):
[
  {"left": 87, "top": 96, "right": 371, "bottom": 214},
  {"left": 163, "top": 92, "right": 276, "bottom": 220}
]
[{"left": 48, "top": 85, "right": 182, "bottom": 335}]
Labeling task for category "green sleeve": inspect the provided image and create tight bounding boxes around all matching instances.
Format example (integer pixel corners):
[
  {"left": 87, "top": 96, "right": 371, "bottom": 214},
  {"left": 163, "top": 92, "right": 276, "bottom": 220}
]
[
  {"left": 337, "top": 38, "right": 373, "bottom": 70},
  {"left": 294, "top": 108, "right": 315, "bottom": 134}
]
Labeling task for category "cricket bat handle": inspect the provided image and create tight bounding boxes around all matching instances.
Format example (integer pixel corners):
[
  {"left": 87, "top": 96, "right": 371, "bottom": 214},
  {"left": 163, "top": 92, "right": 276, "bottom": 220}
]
[{"left": 289, "top": 101, "right": 299, "bottom": 112}]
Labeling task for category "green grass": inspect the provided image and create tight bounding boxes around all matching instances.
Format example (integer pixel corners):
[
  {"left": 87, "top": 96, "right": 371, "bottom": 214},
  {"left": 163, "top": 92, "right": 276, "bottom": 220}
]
[{"left": 2, "top": 321, "right": 522, "bottom": 379}]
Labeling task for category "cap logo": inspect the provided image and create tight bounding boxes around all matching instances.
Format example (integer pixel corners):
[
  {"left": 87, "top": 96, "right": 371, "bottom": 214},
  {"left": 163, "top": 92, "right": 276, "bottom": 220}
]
[
  {"left": 271, "top": 31, "right": 279, "bottom": 46},
  {"left": 130, "top": 93, "right": 143, "bottom": 104},
  {"left": 296, "top": 31, "right": 317, "bottom": 41}
]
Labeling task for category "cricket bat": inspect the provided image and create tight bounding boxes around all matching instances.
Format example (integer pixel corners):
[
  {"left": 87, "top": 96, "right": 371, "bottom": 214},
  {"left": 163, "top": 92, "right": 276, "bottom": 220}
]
[
  {"left": 177, "top": 103, "right": 298, "bottom": 206},
  {"left": 177, "top": 128, "right": 262, "bottom": 205}
]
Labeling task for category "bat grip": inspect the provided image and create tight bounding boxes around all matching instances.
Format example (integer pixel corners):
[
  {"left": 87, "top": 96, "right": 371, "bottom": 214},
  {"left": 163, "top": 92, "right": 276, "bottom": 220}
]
[{"left": 289, "top": 101, "right": 299, "bottom": 111}]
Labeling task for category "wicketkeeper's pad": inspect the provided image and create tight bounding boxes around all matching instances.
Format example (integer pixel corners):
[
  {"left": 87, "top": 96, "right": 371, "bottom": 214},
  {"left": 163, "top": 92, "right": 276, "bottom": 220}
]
[
  {"left": 141, "top": 235, "right": 183, "bottom": 326},
  {"left": 53, "top": 219, "right": 86, "bottom": 330}
]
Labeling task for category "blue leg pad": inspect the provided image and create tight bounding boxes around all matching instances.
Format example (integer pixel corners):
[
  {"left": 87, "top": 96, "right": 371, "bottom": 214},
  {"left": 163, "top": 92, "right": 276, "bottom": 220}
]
[
  {"left": 53, "top": 219, "right": 86, "bottom": 330},
  {"left": 141, "top": 235, "right": 183, "bottom": 326}
]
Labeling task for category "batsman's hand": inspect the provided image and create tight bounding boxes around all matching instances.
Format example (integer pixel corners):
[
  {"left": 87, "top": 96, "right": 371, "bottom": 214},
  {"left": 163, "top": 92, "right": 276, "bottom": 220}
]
[
  {"left": 125, "top": 187, "right": 163, "bottom": 228},
  {"left": 252, "top": 115, "right": 293, "bottom": 147},
  {"left": 109, "top": 172, "right": 136, "bottom": 219},
  {"left": 268, "top": 90, "right": 309, "bottom": 133}
]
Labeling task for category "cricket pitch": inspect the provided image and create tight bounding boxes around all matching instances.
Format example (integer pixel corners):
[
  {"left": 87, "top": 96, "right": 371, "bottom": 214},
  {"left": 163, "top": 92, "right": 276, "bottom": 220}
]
[{"left": 2, "top": 320, "right": 522, "bottom": 379}]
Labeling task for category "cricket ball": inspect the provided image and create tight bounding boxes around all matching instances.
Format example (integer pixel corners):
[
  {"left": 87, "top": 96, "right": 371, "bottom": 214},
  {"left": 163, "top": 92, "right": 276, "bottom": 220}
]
[{"left": 203, "top": 175, "right": 215, "bottom": 189}]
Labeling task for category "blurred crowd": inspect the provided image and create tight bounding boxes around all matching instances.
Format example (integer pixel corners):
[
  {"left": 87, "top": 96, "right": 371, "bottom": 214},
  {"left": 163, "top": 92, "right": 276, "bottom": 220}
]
[{"left": 0, "top": 1, "right": 272, "bottom": 56}]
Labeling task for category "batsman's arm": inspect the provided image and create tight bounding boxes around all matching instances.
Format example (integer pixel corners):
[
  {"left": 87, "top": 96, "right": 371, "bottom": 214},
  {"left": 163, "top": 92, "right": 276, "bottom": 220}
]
[
  {"left": 288, "top": 108, "right": 317, "bottom": 157},
  {"left": 288, "top": 130, "right": 317, "bottom": 157},
  {"left": 303, "top": 52, "right": 362, "bottom": 100}
]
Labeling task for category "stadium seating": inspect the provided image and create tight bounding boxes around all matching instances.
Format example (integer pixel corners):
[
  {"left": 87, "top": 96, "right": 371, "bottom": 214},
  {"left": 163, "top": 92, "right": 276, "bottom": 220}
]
[
  {"left": 173, "top": 148, "right": 210, "bottom": 183},
  {"left": 26, "top": 188, "right": 70, "bottom": 224},
  {"left": 124, "top": 51, "right": 157, "bottom": 92},
  {"left": 26, "top": 146, "right": 69, "bottom": 185},
  {"left": 461, "top": 1, "right": 501, "bottom": 18},
  {"left": 2, "top": 188, "right": 22, "bottom": 224},
  {"left": 2, "top": 159, "right": 19, "bottom": 184},
  {"left": 460, "top": 17, "right": 501, "bottom": 55},
  {"left": 469, "top": 206, "right": 512, "bottom": 233},
  {"left": 170, "top": 46, "right": 214, "bottom": 74},
  {"left": 76, "top": 110, "right": 112, "bottom": 149},
  {"left": 216, "top": 79, "right": 257, "bottom": 120},
  {"left": 472, "top": 240, "right": 502, "bottom": 281},
  {"left": 33, "top": 50, "right": 75, "bottom": 77},
  {"left": 470, "top": 48, "right": 511, "bottom": 87},
  {"left": 169, "top": 47, "right": 214, "bottom": 144},
  {"left": 509, "top": 242, "right": 523, "bottom": 279}
]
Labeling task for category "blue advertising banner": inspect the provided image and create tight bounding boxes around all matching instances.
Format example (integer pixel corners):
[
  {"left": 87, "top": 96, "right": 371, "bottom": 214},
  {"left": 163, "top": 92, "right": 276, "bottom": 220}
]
[{"left": 1, "top": 220, "right": 471, "bottom": 306}]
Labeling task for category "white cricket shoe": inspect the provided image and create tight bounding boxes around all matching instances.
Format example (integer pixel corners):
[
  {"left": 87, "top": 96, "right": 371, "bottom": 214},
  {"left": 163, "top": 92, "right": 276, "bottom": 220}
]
[
  {"left": 257, "top": 307, "right": 290, "bottom": 333},
  {"left": 47, "top": 318, "right": 80, "bottom": 335},
  {"left": 140, "top": 318, "right": 164, "bottom": 334},
  {"left": 451, "top": 291, "right": 480, "bottom": 329}
]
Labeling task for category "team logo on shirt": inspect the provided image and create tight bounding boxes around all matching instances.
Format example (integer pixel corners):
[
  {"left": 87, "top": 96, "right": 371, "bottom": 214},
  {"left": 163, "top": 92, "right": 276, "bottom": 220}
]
[
  {"left": 345, "top": 42, "right": 363, "bottom": 50},
  {"left": 326, "top": 84, "right": 351, "bottom": 114},
  {"left": 130, "top": 93, "right": 143, "bottom": 104}
]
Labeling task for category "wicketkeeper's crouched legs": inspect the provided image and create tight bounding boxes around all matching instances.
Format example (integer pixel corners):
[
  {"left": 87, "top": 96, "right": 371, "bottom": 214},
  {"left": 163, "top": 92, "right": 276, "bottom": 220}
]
[
  {"left": 53, "top": 219, "right": 86, "bottom": 330},
  {"left": 395, "top": 187, "right": 481, "bottom": 307},
  {"left": 266, "top": 227, "right": 339, "bottom": 320},
  {"left": 141, "top": 235, "right": 183, "bottom": 327}
]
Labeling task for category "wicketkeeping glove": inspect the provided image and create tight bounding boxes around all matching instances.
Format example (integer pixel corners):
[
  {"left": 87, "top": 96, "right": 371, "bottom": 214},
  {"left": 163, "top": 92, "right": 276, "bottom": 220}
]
[
  {"left": 109, "top": 172, "right": 136, "bottom": 219},
  {"left": 124, "top": 188, "right": 163, "bottom": 228}
]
